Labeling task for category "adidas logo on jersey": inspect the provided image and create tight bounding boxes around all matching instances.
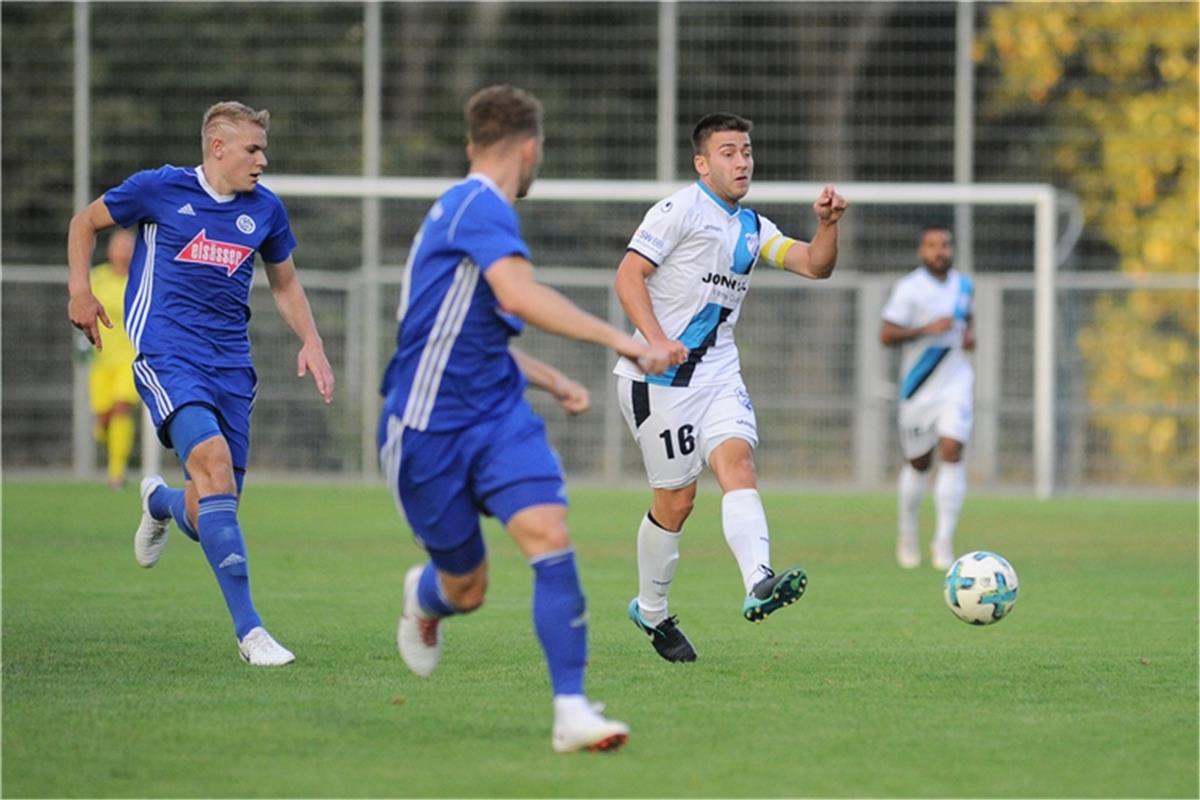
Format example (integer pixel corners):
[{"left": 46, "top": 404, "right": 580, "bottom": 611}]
[{"left": 177, "top": 203, "right": 196, "bottom": 216}]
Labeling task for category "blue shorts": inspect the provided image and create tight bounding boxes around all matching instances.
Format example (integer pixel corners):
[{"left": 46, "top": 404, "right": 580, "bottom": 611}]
[
  {"left": 132, "top": 353, "right": 257, "bottom": 471},
  {"left": 379, "top": 398, "right": 567, "bottom": 574}
]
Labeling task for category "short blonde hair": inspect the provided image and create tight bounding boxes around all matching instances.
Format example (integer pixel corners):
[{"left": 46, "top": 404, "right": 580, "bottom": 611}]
[{"left": 201, "top": 101, "right": 270, "bottom": 153}]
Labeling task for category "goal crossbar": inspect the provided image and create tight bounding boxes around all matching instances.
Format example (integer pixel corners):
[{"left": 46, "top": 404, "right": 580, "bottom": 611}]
[{"left": 261, "top": 176, "right": 1060, "bottom": 498}]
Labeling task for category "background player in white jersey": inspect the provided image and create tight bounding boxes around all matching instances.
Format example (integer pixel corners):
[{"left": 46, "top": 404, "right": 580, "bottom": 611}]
[
  {"left": 613, "top": 112, "right": 848, "bottom": 662},
  {"left": 379, "top": 85, "right": 674, "bottom": 752},
  {"left": 879, "top": 225, "right": 975, "bottom": 570},
  {"left": 68, "top": 101, "right": 334, "bottom": 666}
]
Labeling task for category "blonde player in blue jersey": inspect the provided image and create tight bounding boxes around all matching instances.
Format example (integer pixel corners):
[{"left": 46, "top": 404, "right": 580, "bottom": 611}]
[
  {"left": 379, "top": 85, "right": 674, "bottom": 753},
  {"left": 880, "top": 225, "right": 975, "bottom": 570},
  {"left": 68, "top": 101, "right": 334, "bottom": 666},
  {"left": 614, "top": 113, "right": 848, "bottom": 662},
  {"left": 85, "top": 228, "right": 139, "bottom": 490}
]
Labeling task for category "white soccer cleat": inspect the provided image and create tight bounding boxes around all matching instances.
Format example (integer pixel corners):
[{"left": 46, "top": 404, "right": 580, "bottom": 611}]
[
  {"left": 552, "top": 699, "right": 630, "bottom": 754},
  {"left": 398, "top": 565, "right": 442, "bottom": 678},
  {"left": 133, "top": 475, "right": 170, "bottom": 568},
  {"left": 896, "top": 535, "right": 920, "bottom": 569},
  {"left": 931, "top": 540, "right": 955, "bottom": 571},
  {"left": 237, "top": 626, "right": 295, "bottom": 666}
]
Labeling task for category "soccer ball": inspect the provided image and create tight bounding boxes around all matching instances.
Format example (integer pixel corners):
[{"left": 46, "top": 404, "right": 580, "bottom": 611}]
[{"left": 943, "top": 551, "right": 1019, "bottom": 625}]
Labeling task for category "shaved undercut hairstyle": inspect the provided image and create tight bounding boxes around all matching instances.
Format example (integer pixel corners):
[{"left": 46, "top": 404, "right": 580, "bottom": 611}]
[
  {"left": 466, "top": 85, "right": 544, "bottom": 148},
  {"left": 201, "top": 101, "right": 270, "bottom": 153}
]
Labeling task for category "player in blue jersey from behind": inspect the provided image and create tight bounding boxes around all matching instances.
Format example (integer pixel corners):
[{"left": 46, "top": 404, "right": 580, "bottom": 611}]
[
  {"left": 614, "top": 113, "right": 848, "bottom": 662},
  {"left": 379, "top": 85, "right": 675, "bottom": 753},
  {"left": 880, "top": 225, "right": 975, "bottom": 571},
  {"left": 67, "top": 101, "right": 335, "bottom": 666}
]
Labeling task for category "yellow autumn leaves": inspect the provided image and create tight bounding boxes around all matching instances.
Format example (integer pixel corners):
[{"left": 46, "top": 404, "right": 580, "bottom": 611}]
[{"left": 980, "top": 3, "right": 1198, "bottom": 485}]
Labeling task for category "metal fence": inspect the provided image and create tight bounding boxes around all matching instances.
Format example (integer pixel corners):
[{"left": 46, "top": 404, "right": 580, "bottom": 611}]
[
  {"left": 3, "top": 1, "right": 1196, "bottom": 494},
  {"left": 6, "top": 258, "right": 1195, "bottom": 492}
]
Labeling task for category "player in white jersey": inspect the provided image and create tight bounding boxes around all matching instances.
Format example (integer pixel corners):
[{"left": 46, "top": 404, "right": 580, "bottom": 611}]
[
  {"left": 614, "top": 112, "right": 848, "bottom": 661},
  {"left": 880, "top": 225, "right": 975, "bottom": 570}
]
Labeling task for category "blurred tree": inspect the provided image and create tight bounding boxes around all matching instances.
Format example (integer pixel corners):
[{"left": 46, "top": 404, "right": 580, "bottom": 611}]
[{"left": 979, "top": 2, "right": 1198, "bottom": 485}]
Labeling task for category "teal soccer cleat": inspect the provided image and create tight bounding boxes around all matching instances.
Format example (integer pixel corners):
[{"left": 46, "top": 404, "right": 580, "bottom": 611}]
[{"left": 742, "top": 566, "right": 807, "bottom": 623}]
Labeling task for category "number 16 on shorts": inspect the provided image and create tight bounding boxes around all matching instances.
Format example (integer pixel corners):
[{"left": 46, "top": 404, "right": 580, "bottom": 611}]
[{"left": 617, "top": 376, "right": 759, "bottom": 490}]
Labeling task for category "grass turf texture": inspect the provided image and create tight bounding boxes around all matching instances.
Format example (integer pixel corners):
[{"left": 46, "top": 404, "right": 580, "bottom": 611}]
[{"left": 3, "top": 480, "right": 1196, "bottom": 798}]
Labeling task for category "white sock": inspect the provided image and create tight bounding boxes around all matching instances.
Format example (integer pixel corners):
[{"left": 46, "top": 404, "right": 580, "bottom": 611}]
[
  {"left": 934, "top": 461, "right": 967, "bottom": 548},
  {"left": 636, "top": 513, "right": 681, "bottom": 626},
  {"left": 898, "top": 464, "right": 930, "bottom": 543},
  {"left": 721, "top": 488, "right": 772, "bottom": 594},
  {"left": 553, "top": 694, "right": 591, "bottom": 721}
]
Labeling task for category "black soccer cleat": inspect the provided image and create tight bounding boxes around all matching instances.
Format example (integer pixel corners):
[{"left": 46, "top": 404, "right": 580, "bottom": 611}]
[
  {"left": 742, "top": 566, "right": 807, "bottom": 623},
  {"left": 627, "top": 599, "right": 698, "bottom": 662}
]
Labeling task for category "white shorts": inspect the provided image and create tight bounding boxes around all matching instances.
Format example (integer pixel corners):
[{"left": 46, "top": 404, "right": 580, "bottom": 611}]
[
  {"left": 897, "top": 377, "right": 973, "bottom": 460},
  {"left": 617, "top": 376, "right": 758, "bottom": 490}
]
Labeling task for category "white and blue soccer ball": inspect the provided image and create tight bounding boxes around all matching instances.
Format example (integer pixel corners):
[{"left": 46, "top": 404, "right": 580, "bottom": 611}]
[{"left": 943, "top": 550, "right": 1019, "bottom": 625}]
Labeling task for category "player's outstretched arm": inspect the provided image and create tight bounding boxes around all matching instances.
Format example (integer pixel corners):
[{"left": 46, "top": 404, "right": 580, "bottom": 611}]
[
  {"left": 781, "top": 184, "right": 848, "bottom": 280},
  {"left": 264, "top": 256, "right": 335, "bottom": 404},
  {"left": 510, "top": 346, "right": 590, "bottom": 416},
  {"left": 67, "top": 197, "right": 118, "bottom": 350},
  {"left": 485, "top": 256, "right": 675, "bottom": 375}
]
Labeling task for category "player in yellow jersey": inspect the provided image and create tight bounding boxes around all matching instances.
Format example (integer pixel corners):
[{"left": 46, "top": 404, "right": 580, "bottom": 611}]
[{"left": 86, "top": 228, "right": 139, "bottom": 489}]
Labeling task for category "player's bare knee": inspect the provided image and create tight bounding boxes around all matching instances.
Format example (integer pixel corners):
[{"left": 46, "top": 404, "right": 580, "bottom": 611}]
[
  {"left": 709, "top": 440, "right": 758, "bottom": 491},
  {"left": 186, "top": 438, "right": 236, "bottom": 495},
  {"left": 653, "top": 485, "right": 695, "bottom": 530},
  {"left": 537, "top": 525, "right": 572, "bottom": 554},
  {"left": 451, "top": 584, "right": 486, "bottom": 612},
  {"left": 442, "top": 568, "right": 488, "bottom": 612},
  {"left": 911, "top": 452, "right": 934, "bottom": 472},
  {"left": 939, "top": 439, "right": 964, "bottom": 463},
  {"left": 714, "top": 460, "right": 757, "bottom": 491}
]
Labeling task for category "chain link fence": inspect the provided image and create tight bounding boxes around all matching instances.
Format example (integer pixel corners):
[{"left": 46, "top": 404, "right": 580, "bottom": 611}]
[{"left": 3, "top": 1, "right": 1195, "bottom": 493}]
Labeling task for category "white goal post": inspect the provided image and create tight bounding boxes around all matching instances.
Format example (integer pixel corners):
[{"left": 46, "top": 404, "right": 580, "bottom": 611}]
[{"left": 261, "top": 176, "right": 1064, "bottom": 498}]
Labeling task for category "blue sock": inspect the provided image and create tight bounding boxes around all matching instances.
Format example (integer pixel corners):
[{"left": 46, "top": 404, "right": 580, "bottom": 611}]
[
  {"left": 148, "top": 485, "right": 198, "bottom": 542},
  {"left": 531, "top": 548, "right": 587, "bottom": 696},
  {"left": 197, "top": 494, "right": 261, "bottom": 640},
  {"left": 416, "top": 563, "right": 459, "bottom": 618}
]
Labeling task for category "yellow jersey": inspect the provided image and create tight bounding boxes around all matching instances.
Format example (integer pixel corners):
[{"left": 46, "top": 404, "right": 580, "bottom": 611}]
[{"left": 90, "top": 263, "right": 136, "bottom": 367}]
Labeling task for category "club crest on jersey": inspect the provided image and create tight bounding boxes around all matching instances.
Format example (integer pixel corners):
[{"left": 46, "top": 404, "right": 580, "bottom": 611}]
[
  {"left": 744, "top": 231, "right": 760, "bottom": 257},
  {"left": 175, "top": 229, "right": 253, "bottom": 276},
  {"left": 236, "top": 214, "right": 257, "bottom": 234}
]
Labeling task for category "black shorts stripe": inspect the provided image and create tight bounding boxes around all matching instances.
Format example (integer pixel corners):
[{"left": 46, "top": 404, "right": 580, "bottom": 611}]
[{"left": 631, "top": 381, "right": 651, "bottom": 428}]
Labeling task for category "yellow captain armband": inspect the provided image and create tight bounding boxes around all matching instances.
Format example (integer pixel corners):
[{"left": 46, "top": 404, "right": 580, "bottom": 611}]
[{"left": 760, "top": 233, "right": 798, "bottom": 269}]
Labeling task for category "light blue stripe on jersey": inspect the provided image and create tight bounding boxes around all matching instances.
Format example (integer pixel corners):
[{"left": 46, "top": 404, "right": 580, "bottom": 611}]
[
  {"left": 732, "top": 208, "right": 759, "bottom": 275},
  {"left": 646, "top": 302, "right": 723, "bottom": 386},
  {"left": 696, "top": 180, "right": 737, "bottom": 215},
  {"left": 900, "top": 346, "right": 951, "bottom": 400},
  {"left": 954, "top": 275, "right": 974, "bottom": 320},
  {"left": 693, "top": 181, "right": 760, "bottom": 275},
  {"left": 402, "top": 258, "right": 481, "bottom": 430}
]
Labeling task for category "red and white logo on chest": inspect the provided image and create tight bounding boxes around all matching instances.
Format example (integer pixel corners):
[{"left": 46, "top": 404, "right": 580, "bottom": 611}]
[{"left": 175, "top": 229, "right": 253, "bottom": 275}]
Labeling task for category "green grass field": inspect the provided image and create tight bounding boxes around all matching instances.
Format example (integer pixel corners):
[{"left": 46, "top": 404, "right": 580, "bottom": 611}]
[{"left": 3, "top": 480, "right": 1197, "bottom": 798}]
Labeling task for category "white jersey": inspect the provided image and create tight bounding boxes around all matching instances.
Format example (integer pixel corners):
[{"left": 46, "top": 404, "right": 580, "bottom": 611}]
[
  {"left": 881, "top": 266, "right": 974, "bottom": 403},
  {"left": 613, "top": 181, "right": 797, "bottom": 387}
]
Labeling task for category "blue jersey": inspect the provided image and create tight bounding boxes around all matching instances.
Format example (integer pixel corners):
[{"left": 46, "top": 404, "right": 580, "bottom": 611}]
[
  {"left": 104, "top": 165, "right": 297, "bottom": 367},
  {"left": 380, "top": 173, "right": 531, "bottom": 433}
]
